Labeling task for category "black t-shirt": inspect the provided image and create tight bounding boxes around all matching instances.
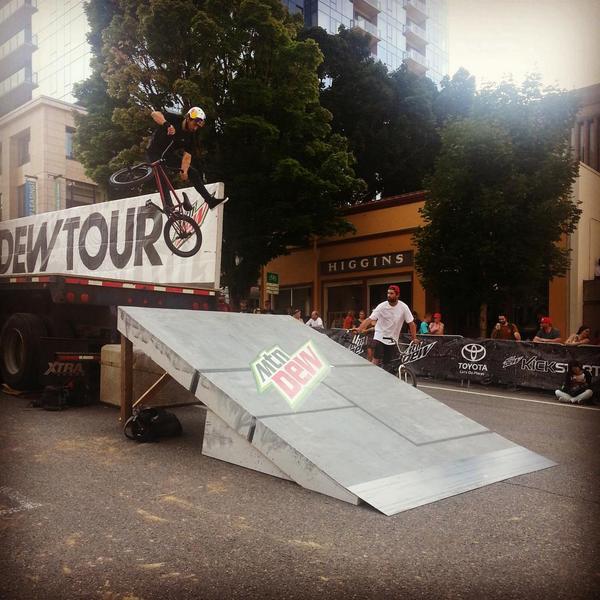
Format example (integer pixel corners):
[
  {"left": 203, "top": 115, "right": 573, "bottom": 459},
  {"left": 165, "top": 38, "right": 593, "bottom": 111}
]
[{"left": 146, "top": 112, "right": 195, "bottom": 160}]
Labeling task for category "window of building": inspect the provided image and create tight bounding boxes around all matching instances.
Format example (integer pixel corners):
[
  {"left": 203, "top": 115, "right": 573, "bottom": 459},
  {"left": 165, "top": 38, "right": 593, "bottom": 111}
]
[
  {"left": 66, "top": 180, "right": 96, "bottom": 208},
  {"left": 14, "top": 130, "right": 30, "bottom": 166},
  {"left": 65, "top": 126, "right": 76, "bottom": 159},
  {"left": 274, "top": 286, "right": 312, "bottom": 318}
]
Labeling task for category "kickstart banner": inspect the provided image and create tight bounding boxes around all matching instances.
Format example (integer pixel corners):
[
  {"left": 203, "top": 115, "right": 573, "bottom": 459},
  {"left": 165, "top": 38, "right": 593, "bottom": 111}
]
[
  {"left": 324, "top": 329, "right": 600, "bottom": 391},
  {"left": 0, "top": 184, "right": 224, "bottom": 288}
]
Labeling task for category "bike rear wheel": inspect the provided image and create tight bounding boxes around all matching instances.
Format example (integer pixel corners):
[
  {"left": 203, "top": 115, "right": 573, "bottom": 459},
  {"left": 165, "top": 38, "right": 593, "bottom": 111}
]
[
  {"left": 397, "top": 364, "right": 417, "bottom": 387},
  {"left": 109, "top": 165, "right": 153, "bottom": 187},
  {"left": 163, "top": 213, "right": 202, "bottom": 257}
]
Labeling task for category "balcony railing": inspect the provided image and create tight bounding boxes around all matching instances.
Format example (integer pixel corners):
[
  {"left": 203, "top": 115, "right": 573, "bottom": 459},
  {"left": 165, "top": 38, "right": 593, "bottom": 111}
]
[
  {"left": 0, "top": 30, "right": 37, "bottom": 61},
  {"left": 0, "top": 0, "right": 37, "bottom": 26},
  {"left": 351, "top": 15, "right": 381, "bottom": 39},
  {"left": 403, "top": 0, "right": 427, "bottom": 23},
  {"left": 355, "top": 0, "right": 382, "bottom": 13},
  {"left": 0, "top": 67, "right": 37, "bottom": 97},
  {"left": 406, "top": 48, "right": 427, "bottom": 67},
  {"left": 404, "top": 21, "right": 427, "bottom": 41}
]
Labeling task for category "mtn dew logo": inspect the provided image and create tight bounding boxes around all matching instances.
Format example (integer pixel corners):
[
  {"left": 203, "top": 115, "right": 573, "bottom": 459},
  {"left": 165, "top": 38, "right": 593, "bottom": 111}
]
[{"left": 251, "top": 341, "right": 330, "bottom": 407}]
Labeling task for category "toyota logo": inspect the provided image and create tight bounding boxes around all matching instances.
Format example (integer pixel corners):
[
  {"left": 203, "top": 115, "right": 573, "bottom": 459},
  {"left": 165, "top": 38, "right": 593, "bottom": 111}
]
[{"left": 461, "top": 343, "right": 486, "bottom": 362}]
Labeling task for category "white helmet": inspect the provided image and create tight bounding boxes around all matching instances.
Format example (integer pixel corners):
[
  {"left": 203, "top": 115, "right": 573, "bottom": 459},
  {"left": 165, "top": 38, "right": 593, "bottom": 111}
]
[{"left": 186, "top": 106, "right": 206, "bottom": 122}]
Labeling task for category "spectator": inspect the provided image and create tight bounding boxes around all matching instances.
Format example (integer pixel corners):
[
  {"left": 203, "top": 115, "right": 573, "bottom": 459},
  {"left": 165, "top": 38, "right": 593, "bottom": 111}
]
[
  {"left": 429, "top": 313, "right": 445, "bottom": 335},
  {"left": 532, "top": 317, "right": 562, "bottom": 343},
  {"left": 342, "top": 310, "right": 356, "bottom": 330},
  {"left": 216, "top": 293, "right": 231, "bottom": 312},
  {"left": 491, "top": 314, "right": 521, "bottom": 341},
  {"left": 412, "top": 311, "right": 422, "bottom": 333},
  {"left": 565, "top": 325, "right": 592, "bottom": 346},
  {"left": 292, "top": 308, "right": 303, "bottom": 321},
  {"left": 357, "top": 309, "right": 375, "bottom": 361},
  {"left": 306, "top": 310, "right": 324, "bottom": 329},
  {"left": 238, "top": 299, "right": 250, "bottom": 313},
  {"left": 419, "top": 313, "right": 431, "bottom": 334},
  {"left": 262, "top": 300, "right": 274, "bottom": 314},
  {"left": 555, "top": 360, "right": 593, "bottom": 404},
  {"left": 595, "top": 258, "right": 600, "bottom": 279}
]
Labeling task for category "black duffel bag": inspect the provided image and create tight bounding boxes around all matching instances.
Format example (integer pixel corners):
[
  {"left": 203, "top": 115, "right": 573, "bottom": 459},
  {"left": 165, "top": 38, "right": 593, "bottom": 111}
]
[{"left": 124, "top": 407, "right": 182, "bottom": 443}]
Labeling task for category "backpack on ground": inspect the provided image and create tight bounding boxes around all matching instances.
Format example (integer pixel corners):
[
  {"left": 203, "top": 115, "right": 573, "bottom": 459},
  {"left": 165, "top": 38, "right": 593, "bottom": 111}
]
[{"left": 123, "top": 407, "right": 183, "bottom": 443}]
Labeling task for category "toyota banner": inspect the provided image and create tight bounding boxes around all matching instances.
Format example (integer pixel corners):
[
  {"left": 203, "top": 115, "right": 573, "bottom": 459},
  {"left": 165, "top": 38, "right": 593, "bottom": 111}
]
[{"left": 324, "top": 329, "right": 600, "bottom": 392}]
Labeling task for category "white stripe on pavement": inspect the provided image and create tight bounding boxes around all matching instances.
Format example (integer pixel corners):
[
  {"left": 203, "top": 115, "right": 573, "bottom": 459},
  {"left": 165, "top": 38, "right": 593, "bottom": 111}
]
[{"left": 419, "top": 384, "right": 600, "bottom": 411}]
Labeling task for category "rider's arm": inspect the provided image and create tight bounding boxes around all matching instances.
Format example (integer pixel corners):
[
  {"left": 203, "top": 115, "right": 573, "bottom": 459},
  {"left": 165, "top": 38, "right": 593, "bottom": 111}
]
[
  {"left": 180, "top": 152, "right": 192, "bottom": 180},
  {"left": 151, "top": 111, "right": 174, "bottom": 134}
]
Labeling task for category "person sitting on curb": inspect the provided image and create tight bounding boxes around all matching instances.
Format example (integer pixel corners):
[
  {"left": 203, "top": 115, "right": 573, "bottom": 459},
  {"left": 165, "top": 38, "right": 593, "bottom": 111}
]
[
  {"left": 565, "top": 325, "right": 592, "bottom": 346},
  {"left": 555, "top": 360, "right": 593, "bottom": 404},
  {"left": 532, "top": 317, "right": 562, "bottom": 343}
]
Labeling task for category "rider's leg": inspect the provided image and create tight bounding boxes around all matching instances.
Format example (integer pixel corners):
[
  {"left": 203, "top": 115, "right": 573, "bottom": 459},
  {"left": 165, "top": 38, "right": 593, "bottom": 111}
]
[{"left": 188, "top": 166, "right": 227, "bottom": 209}]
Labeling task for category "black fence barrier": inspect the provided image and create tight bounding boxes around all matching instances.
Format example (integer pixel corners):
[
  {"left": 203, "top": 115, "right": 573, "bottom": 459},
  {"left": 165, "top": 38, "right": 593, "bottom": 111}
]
[{"left": 322, "top": 329, "right": 600, "bottom": 392}]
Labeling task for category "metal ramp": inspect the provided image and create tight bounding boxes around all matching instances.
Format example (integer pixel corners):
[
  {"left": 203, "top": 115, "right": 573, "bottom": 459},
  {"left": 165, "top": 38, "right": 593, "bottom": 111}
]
[{"left": 117, "top": 308, "right": 556, "bottom": 515}]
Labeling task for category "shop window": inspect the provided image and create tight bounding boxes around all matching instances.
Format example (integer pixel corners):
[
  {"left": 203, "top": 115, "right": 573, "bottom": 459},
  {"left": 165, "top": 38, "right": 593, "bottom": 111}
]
[
  {"left": 325, "top": 283, "right": 363, "bottom": 329},
  {"left": 65, "top": 126, "right": 76, "bottom": 159},
  {"left": 274, "top": 286, "right": 311, "bottom": 317},
  {"left": 66, "top": 180, "right": 96, "bottom": 208}
]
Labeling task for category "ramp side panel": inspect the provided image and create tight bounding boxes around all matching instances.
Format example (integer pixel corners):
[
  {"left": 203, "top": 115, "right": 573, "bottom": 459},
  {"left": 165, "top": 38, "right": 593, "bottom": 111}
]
[{"left": 202, "top": 411, "right": 292, "bottom": 480}]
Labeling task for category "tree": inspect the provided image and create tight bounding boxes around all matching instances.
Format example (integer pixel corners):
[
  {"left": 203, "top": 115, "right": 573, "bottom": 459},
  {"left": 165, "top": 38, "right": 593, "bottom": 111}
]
[
  {"left": 433, "top": 67, "right": 476, "bottom": 126},
  {"left": 414, "top": 77, "right": 580, "bottom": 337},
  {"left": 73, "top": 0, "right": 364, "bottom": 298},
  {"left": 302, "top": 27, "right": 439, "bottom": 200}
]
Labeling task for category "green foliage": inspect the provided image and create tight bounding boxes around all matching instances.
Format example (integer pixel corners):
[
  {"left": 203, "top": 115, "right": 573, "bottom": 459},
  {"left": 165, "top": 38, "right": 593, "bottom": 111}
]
[
  {"left": 301, "top": 27, "right": 439, "bottom": 199},
  {"left": 74, "top": 0, "right": 364, "bottom": 296},
  {"left": 414, "top": 76, "right": 580, "bottom": 331}
]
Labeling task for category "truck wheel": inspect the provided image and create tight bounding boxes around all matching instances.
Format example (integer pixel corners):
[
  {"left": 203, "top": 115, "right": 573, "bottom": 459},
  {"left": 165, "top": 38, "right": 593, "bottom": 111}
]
[{"left": 0, "top": 313, "right": 48, "bottom": 390}]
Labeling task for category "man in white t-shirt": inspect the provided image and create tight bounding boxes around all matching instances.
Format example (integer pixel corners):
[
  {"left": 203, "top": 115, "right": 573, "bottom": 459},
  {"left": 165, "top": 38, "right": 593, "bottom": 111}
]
[
  {"left": 305, "top": 310, "right": 324, "bottom": 329},
  {"left": 353, "top": 285, "right": 418, "bottom": 366}
]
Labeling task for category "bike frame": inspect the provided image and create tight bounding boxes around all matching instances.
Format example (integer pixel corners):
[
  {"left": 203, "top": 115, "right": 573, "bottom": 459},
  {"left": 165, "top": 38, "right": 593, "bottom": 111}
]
[{"left": 149, "top": 159, "right": 185, "bottom": 214}]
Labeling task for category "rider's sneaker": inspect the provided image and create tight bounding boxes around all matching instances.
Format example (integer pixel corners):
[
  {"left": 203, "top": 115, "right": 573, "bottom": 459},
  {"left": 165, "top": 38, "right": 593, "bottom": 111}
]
[{"left": 206, "top": 195, "right": 229, "bottom": 210}]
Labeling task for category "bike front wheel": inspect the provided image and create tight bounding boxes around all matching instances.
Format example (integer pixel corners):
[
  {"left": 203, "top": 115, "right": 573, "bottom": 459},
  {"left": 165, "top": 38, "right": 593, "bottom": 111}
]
[
  {"left": 397, "top": 364, "right": 417, "bottom": 387},
  {"left": 109, "top": 165, "right": 153, "bottom": 188},
  {"left": 163, "top": 213, "right": 202, "bottom": 257}
]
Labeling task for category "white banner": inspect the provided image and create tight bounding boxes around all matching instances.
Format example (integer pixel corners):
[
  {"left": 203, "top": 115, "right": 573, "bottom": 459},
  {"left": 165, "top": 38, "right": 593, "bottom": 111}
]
[{"left": 0, "top": 184, "right": 223, "bottom": 288}]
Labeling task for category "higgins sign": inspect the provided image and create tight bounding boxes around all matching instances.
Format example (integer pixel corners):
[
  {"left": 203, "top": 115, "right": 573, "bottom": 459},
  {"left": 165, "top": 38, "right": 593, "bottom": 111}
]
[
  {"left": 321, "top": 251, "right": 413, "bottom": 275},
  {"left": 251, "top": 341, "right": 330, "bottom": 408}
]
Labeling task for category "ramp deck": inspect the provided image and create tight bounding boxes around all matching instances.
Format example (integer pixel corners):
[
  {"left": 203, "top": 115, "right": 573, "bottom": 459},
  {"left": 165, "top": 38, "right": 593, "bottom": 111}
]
[{"left": 117, "top": 308, "right": 555, "bottom": 515}]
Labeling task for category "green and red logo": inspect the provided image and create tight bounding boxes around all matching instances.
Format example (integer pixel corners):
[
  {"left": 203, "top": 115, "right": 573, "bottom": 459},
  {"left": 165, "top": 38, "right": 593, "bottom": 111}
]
[{"left": 251, "top": 341, "right": 330, "bottom": 407}]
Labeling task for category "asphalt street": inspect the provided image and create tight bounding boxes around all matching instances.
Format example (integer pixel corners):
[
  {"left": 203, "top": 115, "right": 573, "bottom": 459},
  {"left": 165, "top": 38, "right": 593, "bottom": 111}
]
[{"left": 0, "top": 382, "right": 599, "bottom": 600}]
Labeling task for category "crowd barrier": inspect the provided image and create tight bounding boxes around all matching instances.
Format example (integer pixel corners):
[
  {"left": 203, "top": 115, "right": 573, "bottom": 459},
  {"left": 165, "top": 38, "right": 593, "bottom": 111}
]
[{"left": 323, "top": 329, "right": 600, "bottom": 392}]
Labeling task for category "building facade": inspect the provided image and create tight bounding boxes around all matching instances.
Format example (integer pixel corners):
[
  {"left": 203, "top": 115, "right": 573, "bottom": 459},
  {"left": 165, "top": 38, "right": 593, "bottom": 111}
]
[
  {"left": 263, "top": 85, "right": 600, "bottom": 339},
  {"left": 302, "top": 0, "right": 448, "bottom": 84},
  {"left": 0, "top": 0, "right": 97, "bottom": 221}
]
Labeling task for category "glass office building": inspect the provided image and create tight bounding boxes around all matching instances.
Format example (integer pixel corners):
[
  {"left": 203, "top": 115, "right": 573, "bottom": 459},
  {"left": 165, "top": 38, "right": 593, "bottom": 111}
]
[{"left": 300, "top": 0, "right": 448, "bottom": 85}]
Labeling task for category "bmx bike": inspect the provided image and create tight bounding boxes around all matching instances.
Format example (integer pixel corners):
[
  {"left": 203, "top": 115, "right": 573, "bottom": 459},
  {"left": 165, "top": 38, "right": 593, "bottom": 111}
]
[
  {"left": 341, "top": 329, "right": 418, "bottom": 387},
  {"left": 381, "top": 336, "right": 418, "bottom": 387},
  {"left": 109, "top": 145, "right": 202, "bottom": 258}
]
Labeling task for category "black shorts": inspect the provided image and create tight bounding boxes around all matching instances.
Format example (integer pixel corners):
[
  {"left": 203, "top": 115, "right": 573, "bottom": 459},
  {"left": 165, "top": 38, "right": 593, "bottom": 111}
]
[{"left": 372, "top": 340, "right": 398, "bottom": 363}]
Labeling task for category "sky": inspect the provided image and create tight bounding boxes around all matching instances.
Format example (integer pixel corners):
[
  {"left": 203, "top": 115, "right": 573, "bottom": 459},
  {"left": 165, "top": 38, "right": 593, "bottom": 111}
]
[{"left": 447, "top": 0, "right": 600, "bottom": 90}]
